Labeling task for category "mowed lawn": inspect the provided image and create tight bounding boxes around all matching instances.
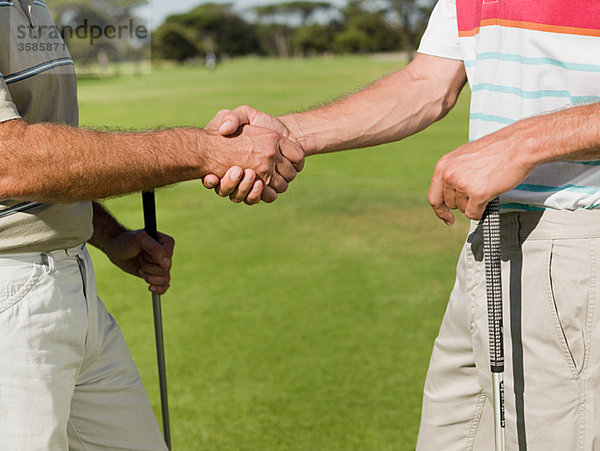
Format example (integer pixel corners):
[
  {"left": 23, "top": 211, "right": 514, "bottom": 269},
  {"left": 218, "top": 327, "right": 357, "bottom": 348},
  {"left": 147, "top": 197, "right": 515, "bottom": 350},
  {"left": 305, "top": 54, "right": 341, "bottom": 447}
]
[{"left": 78, "top": 56, "right": 471, "bottom": 450}]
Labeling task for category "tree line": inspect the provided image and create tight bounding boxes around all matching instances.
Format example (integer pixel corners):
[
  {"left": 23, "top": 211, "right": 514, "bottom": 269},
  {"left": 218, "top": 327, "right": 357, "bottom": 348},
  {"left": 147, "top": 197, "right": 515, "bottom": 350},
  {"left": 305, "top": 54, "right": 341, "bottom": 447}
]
[
  {"left": 152, "top": 0, "right": 435, "bottom": 62},
  {"left": 42, "top": 0, "right": 434, "bottom": 68}
]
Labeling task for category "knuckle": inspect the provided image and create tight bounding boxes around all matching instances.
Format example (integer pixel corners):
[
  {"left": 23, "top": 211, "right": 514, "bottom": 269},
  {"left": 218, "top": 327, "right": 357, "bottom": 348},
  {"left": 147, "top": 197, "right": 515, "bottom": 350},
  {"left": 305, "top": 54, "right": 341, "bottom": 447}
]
[
  {"left": 427, "top": 192, "right": 437, "bottom": 206},
  {"left": 442, "top": 166, "right": 455, "bottom": 181},
  {"left": 434, "top": 159, "right": 446, "bottom": 173},
  {"left": 238, "top": 105, "right": 254, "bottom": 114}
]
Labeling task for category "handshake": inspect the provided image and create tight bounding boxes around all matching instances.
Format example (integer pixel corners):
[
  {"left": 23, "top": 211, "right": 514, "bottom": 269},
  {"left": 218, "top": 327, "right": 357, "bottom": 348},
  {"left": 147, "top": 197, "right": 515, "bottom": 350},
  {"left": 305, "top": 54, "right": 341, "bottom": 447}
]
[{"left": 202, "top": 105, "right": 305, "bottom": 205}]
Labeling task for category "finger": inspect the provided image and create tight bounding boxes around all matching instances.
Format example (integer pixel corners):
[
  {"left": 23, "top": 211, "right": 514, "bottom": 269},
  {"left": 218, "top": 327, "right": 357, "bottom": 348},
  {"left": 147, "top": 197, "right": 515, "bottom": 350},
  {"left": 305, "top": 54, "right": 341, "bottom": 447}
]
[
  {"left": 150, "top": 287, "right": 169, "bottom": 295},
  {"left": 216, "top": 166, "right": 244, "bottom": 197},
  {"left": 156, "top": 232, "right": 175, "bottom": 262},
  {"left": 136, "top": 231, "right": 170, "bottom": 265},
  {"left": 275, "top": 156, "right": 298, "bottom": 183},
  {"left": 149, "top": 284, "right": 170, "bottom": 295},
  {"left": 269, "top": 173, "right": 289, "bottom": 193},
  {"left": 261, "top": 186, "right": 278, "bottom": 203},
  {"left": 464, "top": 196, "right": 488, "bottom": 221},
  {"left": 203, "top": 174, "right": 220, "bottom": 189},
  {"left": 230, "top": 169, "right": 256, "bottom": 203},
  {"left": 428, "top": 172, "right": 455, "bottom": 226},
  {"left": 443, "top": 186, "right": 458, "bottom": 210},
  {"left": 293, "top": 158, "right": 305, "bottom": 172},
  {"left": 456, "top": 192, "right": 469, "bottom": 214},
  {"left": 138, "top": 257, "right": 171, "bottom": 291},
  {"left": 139, "top": 270, "right": 170, "bottom": 286},
  {"left": 279, "top": 136, "right": 305, "bottom": 167},
  {"left": 244, "top": 180, "right": 263, "bottom": 205},
  {"left": 140, "top": 260, "right": 170, "bottom": 277}
]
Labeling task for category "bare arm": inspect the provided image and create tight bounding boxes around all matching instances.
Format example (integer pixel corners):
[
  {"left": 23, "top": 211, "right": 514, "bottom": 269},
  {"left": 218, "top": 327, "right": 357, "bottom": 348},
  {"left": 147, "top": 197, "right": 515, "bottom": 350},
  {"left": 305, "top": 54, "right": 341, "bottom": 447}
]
[
  {"left": 280, "top": 53, "right": 467, "bottom": 155},
  {"left": 205, "top": 53, "right": 466, "bottom": 200},
  {"left": 0, "top": 119, "right": 303, "bottom": 202}
]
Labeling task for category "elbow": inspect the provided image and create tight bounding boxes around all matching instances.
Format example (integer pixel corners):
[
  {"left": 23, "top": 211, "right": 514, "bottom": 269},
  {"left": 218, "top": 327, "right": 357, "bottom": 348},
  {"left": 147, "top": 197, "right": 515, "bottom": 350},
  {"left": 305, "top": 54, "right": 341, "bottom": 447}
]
[{"left": 437, "top": 89, "right": 461, "bottom": 120}]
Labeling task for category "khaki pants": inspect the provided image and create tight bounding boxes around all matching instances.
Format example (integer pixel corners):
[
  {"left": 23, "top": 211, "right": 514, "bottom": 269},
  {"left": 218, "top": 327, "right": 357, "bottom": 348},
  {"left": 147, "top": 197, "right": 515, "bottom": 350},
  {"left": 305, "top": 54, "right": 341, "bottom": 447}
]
[
  {"left": 417, "top": 210, "right": 600, "bottom": 451},
  {"left": 0, "top": 245, "right": 166, "bottom": 450}
]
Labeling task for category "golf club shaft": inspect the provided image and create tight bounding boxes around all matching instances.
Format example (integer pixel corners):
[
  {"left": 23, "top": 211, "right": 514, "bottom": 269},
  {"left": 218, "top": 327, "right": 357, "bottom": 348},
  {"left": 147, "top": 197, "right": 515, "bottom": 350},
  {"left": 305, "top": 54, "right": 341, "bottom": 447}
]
[
  {"left": 0, "top": 201, "right": 42, "bottom": 219},
  {"left": 492, "top": 372, "right": 505, "bottom": 450},
  {"left": 482, "top": 197, "right": 505, "bottom": 451},
  {"left": 142, "top": 191, "right": 171, "bottom": 450},
  {"left": 152, "top": 292, "right": 170, "bottom": 449}
]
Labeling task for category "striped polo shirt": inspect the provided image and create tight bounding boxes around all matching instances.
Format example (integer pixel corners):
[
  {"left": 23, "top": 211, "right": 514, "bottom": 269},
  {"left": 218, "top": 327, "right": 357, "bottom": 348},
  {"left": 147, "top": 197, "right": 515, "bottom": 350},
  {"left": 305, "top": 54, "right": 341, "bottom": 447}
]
[
  {"left": 419, "top": 0, "right": 600, "bottom": 212},
  {"left": 0, "top": 0, "right": 92, "bottom": 252}
]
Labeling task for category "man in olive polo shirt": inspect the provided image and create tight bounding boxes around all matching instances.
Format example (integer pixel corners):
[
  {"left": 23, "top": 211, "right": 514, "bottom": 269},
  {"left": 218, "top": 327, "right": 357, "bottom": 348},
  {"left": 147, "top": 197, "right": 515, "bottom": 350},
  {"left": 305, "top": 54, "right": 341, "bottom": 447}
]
[{"left": 0, "top": 2, "right": 304, "bottom": 449}]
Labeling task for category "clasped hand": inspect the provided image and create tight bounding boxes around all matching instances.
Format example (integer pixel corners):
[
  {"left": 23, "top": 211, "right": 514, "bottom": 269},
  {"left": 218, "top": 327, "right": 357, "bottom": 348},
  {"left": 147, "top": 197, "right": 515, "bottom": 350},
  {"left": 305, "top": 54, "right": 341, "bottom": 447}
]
[{"left": 203, "top": 106, "right": 301, "bottom": 204}]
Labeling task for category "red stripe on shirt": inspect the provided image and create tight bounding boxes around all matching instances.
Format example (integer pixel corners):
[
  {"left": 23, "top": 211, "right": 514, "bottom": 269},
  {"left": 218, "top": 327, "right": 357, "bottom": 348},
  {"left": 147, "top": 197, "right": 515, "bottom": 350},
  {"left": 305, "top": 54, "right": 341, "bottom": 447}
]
[{"left": 457, "top": 0, "right": 600, "bottom": 36}]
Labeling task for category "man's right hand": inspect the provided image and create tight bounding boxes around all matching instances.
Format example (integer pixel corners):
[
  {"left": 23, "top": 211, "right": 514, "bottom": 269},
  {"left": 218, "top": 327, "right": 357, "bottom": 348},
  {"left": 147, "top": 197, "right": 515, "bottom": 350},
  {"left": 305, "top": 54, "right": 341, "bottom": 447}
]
[{"left": 203, "top": 106, "right": 303, "bottom": 205}]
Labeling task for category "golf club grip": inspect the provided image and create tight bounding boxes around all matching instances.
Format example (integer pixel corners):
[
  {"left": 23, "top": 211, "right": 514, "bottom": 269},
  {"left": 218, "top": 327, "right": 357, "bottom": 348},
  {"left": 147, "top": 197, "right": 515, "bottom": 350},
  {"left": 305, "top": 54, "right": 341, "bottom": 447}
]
[
  {"left": 482, "top": 197, "right": 504, "bottom": 372},
  {"left": 142, "top": 191, "right": 159, "bottom": 241}
]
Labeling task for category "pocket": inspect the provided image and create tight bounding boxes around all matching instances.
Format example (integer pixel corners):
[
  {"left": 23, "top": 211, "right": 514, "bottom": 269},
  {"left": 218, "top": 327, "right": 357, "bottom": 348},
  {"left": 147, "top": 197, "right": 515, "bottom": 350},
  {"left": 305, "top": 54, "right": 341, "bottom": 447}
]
[
  {"left": 547, "top": 239, "right": 595, "bottom": 375},
  {"left": 0, "top": 263, "right": 43, "bottom": 314}
]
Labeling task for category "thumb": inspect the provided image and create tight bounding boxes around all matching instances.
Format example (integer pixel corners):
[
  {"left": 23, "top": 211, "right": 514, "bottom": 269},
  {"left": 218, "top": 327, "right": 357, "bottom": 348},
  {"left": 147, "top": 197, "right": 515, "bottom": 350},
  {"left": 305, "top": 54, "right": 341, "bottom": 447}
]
[{"left": 218, "top": 111, "right": 249, "bottom": 135}]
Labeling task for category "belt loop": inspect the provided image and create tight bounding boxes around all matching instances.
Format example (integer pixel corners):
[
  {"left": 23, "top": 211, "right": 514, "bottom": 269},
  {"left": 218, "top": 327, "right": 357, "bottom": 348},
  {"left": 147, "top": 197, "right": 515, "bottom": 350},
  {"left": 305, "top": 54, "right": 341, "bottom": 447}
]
[{"left": 41, "top": 252, "right": 55, "bottom": 274}]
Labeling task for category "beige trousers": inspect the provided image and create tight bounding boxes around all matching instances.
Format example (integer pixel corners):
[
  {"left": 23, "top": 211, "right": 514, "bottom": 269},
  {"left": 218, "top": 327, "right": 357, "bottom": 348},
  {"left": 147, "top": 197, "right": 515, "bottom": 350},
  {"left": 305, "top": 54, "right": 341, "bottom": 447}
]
[
  {"left": 0, "top": 245, "right": 166, "bottom": 450},
  {"left": 417, "top": 210, "right": 600, "bottom": 451}
]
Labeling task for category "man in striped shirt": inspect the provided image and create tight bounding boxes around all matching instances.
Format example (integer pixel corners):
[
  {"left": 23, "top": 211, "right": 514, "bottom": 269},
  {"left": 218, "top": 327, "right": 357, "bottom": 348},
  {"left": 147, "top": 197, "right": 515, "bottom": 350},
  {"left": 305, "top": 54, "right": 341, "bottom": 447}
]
[
  {"left": 206, "top": 0, "right": 600, "bottom": 448},
  {"left": 0, "top": 1, "right": 303, "bottom": 449}
]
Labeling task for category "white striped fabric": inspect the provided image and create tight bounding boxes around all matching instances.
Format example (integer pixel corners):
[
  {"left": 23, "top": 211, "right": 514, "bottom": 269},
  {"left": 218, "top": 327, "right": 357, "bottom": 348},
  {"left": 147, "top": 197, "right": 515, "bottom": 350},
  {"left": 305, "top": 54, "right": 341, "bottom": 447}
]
[{"left": 419, "top": 0, "right": 600, "bottom": 212}]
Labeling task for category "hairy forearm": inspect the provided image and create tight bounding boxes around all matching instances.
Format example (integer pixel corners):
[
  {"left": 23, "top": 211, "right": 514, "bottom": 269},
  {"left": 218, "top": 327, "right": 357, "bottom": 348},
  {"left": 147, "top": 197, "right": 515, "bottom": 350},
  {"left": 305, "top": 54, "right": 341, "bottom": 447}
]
[
  {"left": 88, "top": 202, "right": 126, "bottom": 253},
  {"left": 280, "top": 54, "right": 467, "bottom": 156},
  {"left": 516, "top": 102, "right": 600, "bottom": 167},
  {"left": 0, "top": 119, "right": 224, "bottom": 201}
]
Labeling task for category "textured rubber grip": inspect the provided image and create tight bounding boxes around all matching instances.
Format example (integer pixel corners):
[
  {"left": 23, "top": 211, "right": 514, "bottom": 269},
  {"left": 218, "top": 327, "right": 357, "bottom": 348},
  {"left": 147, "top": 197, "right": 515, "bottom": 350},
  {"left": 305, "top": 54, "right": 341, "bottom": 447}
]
[{"left": 482, "top": 197, "right": 504, "bottom": 372}]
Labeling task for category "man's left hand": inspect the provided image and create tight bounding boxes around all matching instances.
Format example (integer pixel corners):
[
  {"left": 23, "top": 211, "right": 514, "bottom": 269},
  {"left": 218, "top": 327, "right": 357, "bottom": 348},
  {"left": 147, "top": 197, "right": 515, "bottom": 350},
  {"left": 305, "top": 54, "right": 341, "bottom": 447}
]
[
  {"left": 105, "top": 230, "right": 175, "bottom": 295},
  {"left": 428, "top": 128, "right": 535, "bottom": 224}
]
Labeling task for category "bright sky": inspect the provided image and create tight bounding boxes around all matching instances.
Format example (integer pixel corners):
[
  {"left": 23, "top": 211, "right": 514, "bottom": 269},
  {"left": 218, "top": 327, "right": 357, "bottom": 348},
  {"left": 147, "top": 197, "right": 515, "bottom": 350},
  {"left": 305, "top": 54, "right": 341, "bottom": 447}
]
[{"left": 149, "top": 0, "right": 345, "bottom": 28}]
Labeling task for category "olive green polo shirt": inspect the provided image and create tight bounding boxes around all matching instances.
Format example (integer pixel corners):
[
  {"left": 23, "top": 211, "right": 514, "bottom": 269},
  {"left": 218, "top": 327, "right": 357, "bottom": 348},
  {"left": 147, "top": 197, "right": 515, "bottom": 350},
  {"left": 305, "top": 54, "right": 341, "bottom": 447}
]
[{"left": 0, "top": 0, "right": 92, "bottom": 252}]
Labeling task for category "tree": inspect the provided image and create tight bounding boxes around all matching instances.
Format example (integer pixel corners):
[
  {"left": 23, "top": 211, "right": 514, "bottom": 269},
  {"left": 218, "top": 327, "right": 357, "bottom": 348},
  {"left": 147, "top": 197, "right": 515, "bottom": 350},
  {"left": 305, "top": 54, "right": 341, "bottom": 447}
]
[
  {"left": 384, "top": 0, "right": 435, "bottom": 59},
  {"left": 255, "top": 23, "right": 293, "bottom": 58},
  {"left": 48, "top": 0, "right": 149, "bottom": 67},
  {"left": 291, "top": 23, "right": 338, "bottom": 56},
  {"left": 160, "top": 4, "right": 260, "bottom": 58},
  {"left": 338, "top": 0, "right": 402, "bottom": 54},
  {"left": 253, "top": 1, "right": 333, "bottom": 27},
  {"left": 152, "top": 24, "right": 198, "bottom": 63},
  {"left": 252, "top": 1, "right": 333, "bottom": 57}
]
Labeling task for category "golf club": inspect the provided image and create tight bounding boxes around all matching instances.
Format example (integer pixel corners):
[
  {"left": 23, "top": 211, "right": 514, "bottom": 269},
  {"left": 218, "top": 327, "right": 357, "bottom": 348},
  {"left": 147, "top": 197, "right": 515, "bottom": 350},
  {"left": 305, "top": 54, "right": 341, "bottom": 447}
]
[
  {"left": 0, "top": 201, "right": 41, "bottom": 219},
  {"left": 142, "top": 190, "right": 171, "bottom": 450},
  {"left": 482, "top": 197, "right": 505, "bottom": 451}
]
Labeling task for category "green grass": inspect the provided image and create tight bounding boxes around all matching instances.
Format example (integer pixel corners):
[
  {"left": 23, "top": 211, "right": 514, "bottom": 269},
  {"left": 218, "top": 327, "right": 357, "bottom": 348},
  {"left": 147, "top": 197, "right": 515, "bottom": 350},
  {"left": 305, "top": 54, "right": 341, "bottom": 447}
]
[{"left": 78, "top": 56, "right": 471, "bottom": 450}]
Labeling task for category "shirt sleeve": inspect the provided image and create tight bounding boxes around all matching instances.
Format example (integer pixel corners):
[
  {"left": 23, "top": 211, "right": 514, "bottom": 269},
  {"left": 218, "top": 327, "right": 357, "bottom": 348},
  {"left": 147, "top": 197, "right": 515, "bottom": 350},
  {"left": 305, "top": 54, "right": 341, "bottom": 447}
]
[
  {"left": 0, "top": 77, "right": 21, "bottom": 123},
  {"left": 417, "top": 0, "right": 463, "bottom": 61}
]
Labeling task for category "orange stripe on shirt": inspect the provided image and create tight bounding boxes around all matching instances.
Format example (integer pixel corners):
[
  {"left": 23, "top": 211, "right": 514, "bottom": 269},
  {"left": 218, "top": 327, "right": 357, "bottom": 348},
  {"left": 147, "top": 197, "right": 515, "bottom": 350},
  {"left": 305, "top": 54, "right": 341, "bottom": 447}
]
[{"left": 459, "top": 19, "right": 600, "bottom": 38}]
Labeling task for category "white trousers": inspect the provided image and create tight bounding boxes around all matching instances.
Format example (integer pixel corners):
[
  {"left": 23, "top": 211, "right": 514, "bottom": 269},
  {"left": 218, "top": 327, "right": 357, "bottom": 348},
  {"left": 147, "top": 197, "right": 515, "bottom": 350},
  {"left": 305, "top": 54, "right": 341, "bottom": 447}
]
[{"left": 0, "top": 245, "right": 166, "bottom": 450}]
